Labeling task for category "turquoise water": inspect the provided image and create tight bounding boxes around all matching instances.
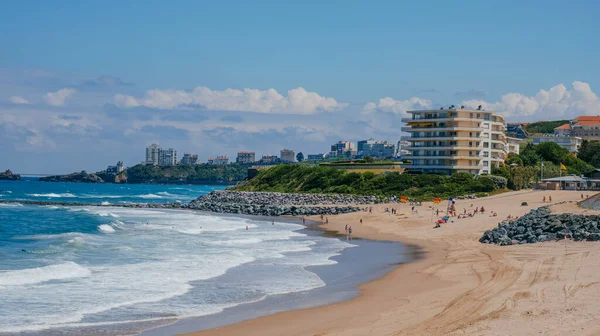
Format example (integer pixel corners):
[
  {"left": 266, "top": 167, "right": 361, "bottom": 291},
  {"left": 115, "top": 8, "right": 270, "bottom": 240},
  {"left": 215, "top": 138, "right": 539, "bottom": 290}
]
[{"left": 0, "top": 179, "right": 355, "bottom": 335}]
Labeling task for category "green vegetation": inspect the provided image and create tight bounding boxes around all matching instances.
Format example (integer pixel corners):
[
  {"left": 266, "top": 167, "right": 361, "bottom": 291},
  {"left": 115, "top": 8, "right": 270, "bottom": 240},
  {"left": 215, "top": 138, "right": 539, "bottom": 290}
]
[
  {"left": 126, "top": 163, "right": 251, "bottom": 182},
  {"left": 235, "top": 140, "right": 599, "bottom": 200},
  {"left": 233, "top": 165, "right": 504, "bottom": 200},
  {"left": 492, "top": 142, "right": 594, "bottom": 190},
  {"left": 524, "top": 120, "right": 569, "bottom": 134},
  {"left": 578, "top": 140, "right": 600, "bottom": 168}
]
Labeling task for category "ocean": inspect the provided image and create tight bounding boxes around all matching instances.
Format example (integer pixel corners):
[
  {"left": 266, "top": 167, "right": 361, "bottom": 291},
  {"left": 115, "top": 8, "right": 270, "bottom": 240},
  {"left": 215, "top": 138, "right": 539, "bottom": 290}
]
[{"left": 0, "top": 179, "right": 361, "bottom": 335}]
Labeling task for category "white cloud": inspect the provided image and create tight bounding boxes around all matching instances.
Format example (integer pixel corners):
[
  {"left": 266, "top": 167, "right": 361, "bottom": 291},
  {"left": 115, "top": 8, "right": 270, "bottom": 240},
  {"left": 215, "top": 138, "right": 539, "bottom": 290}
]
[
  {"left": 362, "top": 97, "right": 433, "bottom": 116},
  {"left": 114, "top": 86, "right": 347, "bottom": 114},
  {"left": 43, "top": 88, "right": 76, "bottom": 106},
  {"left": 9, "top": 96, "right": 29, "bottom": 104},
  {"left": 461, "top": 81, "right": 600, "bottom": 119}
]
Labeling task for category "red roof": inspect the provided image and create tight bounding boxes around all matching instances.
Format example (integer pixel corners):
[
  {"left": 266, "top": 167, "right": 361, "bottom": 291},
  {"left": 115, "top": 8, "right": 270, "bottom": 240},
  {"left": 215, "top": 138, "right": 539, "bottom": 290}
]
[
  {"left": 574, "top": 116, "right": 600, "bottom": 122},
  {"left": 574, "top": 120, "right": 600, "bottom": 126},
  {"left": 554, "top": 124, "right": 571, "bottom": 130}
]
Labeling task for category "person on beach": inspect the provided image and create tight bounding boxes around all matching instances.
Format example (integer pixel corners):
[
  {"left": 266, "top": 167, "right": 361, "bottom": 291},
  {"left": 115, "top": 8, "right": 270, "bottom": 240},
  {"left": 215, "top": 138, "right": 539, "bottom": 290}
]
[
  {"left": 360, "top": 218, "right": 363, "bottom": 224},
  {"left": 345, "top": 224, "right": 348, "bottom": 233},
  {"left": 348, "top": 226, "right": 353, "bottom": 240},
  {"left": 302, "top": 217, "right": 305, "bottom": 224},
  {"left": 246, "top": 225, "right": 248, "bottom": 230},
  {"left": 581, "top": 193, "right": 584, "bottom": 199},
  {"left": 272, "top": 220, "right": 274, "bottom": 225},
  {"left": 549, "top": 195, "right": 552, "bottom": 202},
  {"left": 326, "top": 217, "right": 329, "bottom": 224}
]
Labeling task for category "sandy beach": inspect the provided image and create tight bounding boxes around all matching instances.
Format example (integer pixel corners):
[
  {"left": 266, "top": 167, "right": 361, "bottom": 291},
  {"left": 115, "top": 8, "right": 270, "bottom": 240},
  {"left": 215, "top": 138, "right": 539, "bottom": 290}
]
[{"left": 188, "top": 189, "right": 600, "bottom": 336}]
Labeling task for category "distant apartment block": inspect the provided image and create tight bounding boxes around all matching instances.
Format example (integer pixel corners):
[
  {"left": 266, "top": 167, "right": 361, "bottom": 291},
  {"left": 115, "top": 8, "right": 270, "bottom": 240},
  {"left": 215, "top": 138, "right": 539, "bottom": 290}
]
[
  {"left": 180, "top": 153, "right": 199, "bottom": 165},
  {"left": 307, "top": 153, "right": 326, "bottom": 161},
  {"left": 158, "top": 148, "right": 178, "bottom": 166},
  {"left": 280, "top": 149, "right": 295, "bottom": 163},
  {"left": 357, "top": 138, "right": 396, "bottom": 159},
  {"left": 236, "top": 152, "right": 256, "bottom": 164},
  {"left": 145, "top": 143, "right": 160, "bottom": 165},
  {"left": 216, "top": 156, "right": 229, "bottom": 164},
  {"left": 401, "top": 107, "right": 510, "bottom": 175},
  {"left": 554, "top": 116, "right": 600, "bottom": 140},
  {"left": 259, "top": 154, "right": 278, "bottom": 164},
  {"left": 505, "top": 137, "right": 522, "bottom": 155},
  {"left": 106, "top": 161, "right": 124, "bottom": 174},
  {"left": 531, "top": 134, "right": 582, "bottom": 155},
  {"left": 330, "top": 141, "right": 356, "bottom": 158}
]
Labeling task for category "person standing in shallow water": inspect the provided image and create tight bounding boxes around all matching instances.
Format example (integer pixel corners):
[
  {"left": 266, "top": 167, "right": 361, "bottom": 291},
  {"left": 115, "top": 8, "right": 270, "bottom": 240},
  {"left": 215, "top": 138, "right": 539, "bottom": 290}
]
[{"left": 348, "top": 226, "right": 353, "bottom": 240}]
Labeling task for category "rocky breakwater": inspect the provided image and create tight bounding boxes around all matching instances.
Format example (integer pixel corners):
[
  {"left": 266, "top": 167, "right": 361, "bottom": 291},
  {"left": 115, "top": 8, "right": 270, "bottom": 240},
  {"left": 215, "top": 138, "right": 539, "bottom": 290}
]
[
  {"left": 186, "top": 191, "right": 381, "bottom": 216},
  {"left": 480, "top": 205, "right": 600, "bottom": 245}
]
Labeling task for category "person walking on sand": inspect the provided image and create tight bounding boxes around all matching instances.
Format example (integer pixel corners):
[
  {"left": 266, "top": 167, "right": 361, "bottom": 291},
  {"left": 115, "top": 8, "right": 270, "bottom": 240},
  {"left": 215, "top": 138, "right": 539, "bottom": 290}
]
[
  {"left": 549, "top": 195, "right": 552, "bottom": 202},
  {"left": 345, "top": 224, "right": 348, "bottom": 233},
  {"left": 326, "top": 217, "right": 329, "bottom": 224},
  {"left": 360, "top": 218, "right": 363, "bottom": 224},
  {"left": 543, "top": 196, "right": 546, "bottom": 203}
]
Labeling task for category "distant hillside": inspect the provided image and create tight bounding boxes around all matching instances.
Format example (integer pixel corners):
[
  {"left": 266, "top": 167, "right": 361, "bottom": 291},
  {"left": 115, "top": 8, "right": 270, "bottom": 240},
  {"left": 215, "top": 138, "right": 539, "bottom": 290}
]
[
  {"left": 524, "top": 120, "right": 569, "bottom": 134},
  {"left": 233, "top": 164, "right": 504, "bottom": 200},
  {"left": 125, "top": 163, "right": 251, "bottom": 183}
]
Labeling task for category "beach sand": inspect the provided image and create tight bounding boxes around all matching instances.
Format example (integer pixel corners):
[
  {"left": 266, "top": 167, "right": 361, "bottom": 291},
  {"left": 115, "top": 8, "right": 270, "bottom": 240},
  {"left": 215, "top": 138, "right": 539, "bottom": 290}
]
[{"left": 188, "top": 190, "right": 600, "bottom": 336}]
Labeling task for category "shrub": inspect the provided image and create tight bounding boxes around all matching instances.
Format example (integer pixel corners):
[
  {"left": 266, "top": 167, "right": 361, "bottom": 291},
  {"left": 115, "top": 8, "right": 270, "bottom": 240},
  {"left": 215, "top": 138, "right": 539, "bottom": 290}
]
[
  {"left": 521, "top": 202, "right": 528, "bottom": 206},
  {"left": 483, "top": 175, "right": 508, "bottom": 189}
]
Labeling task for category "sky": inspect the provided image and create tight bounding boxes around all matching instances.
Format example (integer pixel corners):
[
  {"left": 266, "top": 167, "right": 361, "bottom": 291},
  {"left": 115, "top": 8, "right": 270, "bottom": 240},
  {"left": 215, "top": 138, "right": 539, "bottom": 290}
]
[{"left": 1, "top": 0, "right": 600, "bottom": 174}]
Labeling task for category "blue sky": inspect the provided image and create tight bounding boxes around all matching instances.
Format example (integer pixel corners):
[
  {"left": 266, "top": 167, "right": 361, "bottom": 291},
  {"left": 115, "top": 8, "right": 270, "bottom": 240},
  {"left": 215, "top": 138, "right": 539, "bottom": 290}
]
[{"left": 1, "top": 0, "right": 599, "bottom": 173}]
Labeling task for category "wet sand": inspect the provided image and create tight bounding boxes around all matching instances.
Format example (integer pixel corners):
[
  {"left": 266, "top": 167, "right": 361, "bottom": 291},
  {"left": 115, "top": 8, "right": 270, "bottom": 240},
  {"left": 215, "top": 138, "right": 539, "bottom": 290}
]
[{"left": 187, "top": 190, "right": 600, "bottom": 336}]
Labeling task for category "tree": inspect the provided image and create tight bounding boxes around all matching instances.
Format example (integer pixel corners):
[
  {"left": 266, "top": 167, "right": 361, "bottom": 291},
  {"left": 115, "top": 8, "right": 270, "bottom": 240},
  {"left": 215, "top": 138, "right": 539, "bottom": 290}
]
[
  {"left": 578, "top": 140, "right": 600, "bottom": 168},
  {"left": 296, "top": 152, "right": 304, "bottom": 162},
  {"left": 363, "top": 156, "right": 375, "bottom": 163}
]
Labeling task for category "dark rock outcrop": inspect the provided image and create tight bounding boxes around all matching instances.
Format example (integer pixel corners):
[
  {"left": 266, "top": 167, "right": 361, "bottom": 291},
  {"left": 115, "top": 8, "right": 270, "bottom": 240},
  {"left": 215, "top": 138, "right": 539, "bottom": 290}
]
[
  {"left": 39, "top": 171, "right": 104, "bottom": 183},
  {"left": 480, "top": 204, "right": 600, "bottom": 245},
  {"left": 0, "top": 170, "right": 20, "bottom": 181}
]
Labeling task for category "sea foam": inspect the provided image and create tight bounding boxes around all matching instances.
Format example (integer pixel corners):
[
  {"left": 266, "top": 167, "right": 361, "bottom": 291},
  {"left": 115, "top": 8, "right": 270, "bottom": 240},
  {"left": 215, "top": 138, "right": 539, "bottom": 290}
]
[{"left": 0, "top": 262, "right": 91, "bottom": 286}]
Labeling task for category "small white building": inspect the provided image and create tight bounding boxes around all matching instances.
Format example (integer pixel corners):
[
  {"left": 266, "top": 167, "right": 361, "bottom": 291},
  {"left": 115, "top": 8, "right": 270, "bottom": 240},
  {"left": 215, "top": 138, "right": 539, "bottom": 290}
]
[{"left": 531, "top": 134, "right": 582, "bottom": 155}]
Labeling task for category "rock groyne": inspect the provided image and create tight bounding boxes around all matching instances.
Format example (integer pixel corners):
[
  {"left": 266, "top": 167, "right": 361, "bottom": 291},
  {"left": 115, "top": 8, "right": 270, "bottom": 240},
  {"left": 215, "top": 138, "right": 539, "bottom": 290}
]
[
  {"left": 186, "top": 191, "right": 378, "bottom": 216},
  {"left": 480, "top": 205, "right": 600, "bottom": 245}
]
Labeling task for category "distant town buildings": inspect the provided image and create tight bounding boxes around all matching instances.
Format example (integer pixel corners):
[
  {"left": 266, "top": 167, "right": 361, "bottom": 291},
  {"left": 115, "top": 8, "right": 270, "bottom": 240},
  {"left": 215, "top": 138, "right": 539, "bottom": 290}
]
[
  {"left": 158, "top": 148, "right": 178, "bottom": 166},
  {"left": 207, "top": 156, "right": 229, "bottom": 164},
  {"left": 357, "top": 139, "right": 396, "bottom": 159},
  {"left": 280, "top": 149, "right": 295, "bottom": 163},
  {"left": 106, "top": 161, "right": 124, "bottom": 174},
  {"left": 145, "top": 144, "right": 178, "bottom": 166},
  {"left": 330, "top": 141, "right": 356, "bottom": 158},
  {"left": 307, "top": 153, "right": 326, "bottom": 161},
  {"left": 554, "top": 116, "right": 600, "bottom": 140},
  {"left": 216, "top": 156, "right": 229, "bottom": 164},
  {"left": 532, "top": 134, "right": 582, "bottom": 155},
  {"left": 236, "top": 152, "right": 256, "bottom": 164},
  {"left": 401, "top": 107, "right": 515, "bottom": 175},
  {"left": 259, "top": 154, "right": 278, "bottom": 164},
  {"left": 180, "top": 153, "right": 199, "bottom": 165},
  {"left": 145, "top": 143, "right": 160, "bottom": 165}
]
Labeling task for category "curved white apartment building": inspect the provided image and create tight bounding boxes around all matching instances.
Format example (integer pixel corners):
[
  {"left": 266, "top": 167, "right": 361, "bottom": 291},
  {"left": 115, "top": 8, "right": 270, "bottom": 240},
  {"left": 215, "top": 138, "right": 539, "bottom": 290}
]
[{"left": 401, "top": 108, "right": 509, "bottom": 175}]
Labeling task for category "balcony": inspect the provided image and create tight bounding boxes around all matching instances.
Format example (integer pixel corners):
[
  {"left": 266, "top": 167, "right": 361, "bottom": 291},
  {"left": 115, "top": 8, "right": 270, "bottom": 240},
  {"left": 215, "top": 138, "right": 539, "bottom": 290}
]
[
  {"left": 401, "top": 163, "right": 484, "bottom": 170},
  {"left": 401, "top": 126, "right": 483, "bottom": 132},
  {"left": 401, "top": 135, "right": 481, "bottom": 141}
]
